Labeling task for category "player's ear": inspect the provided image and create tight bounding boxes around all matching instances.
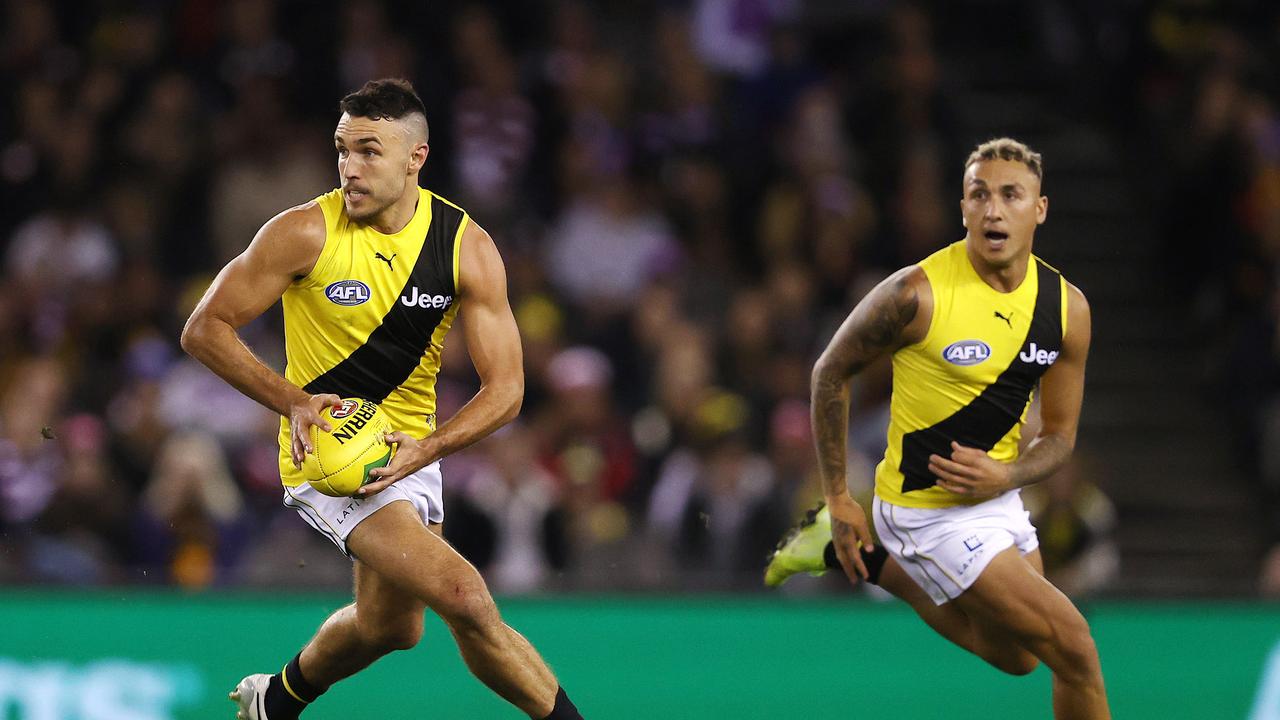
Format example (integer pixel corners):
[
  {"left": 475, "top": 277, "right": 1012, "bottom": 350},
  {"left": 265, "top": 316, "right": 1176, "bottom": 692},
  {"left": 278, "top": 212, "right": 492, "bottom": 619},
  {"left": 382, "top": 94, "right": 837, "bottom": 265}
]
[
  {"left": 409, "top": 143, "right": 429, "bottom": 174},
  {"left": 960, "top": 198, "right": 967, "bottom": 227},
  {"left": 1036, "top": 195, "right": 1048, "bottom": 225}
]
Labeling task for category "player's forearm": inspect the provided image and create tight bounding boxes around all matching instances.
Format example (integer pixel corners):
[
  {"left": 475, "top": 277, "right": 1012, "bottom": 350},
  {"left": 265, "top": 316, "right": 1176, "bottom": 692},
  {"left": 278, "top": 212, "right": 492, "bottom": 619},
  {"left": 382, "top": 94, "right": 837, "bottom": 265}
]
[
  {"left": 421, "top": 379, "right": 522, "bottom": 461},
  {"left": 1008, "top": 433, "right": 1074, "bottom": 488},
  {"left": 811, "top": 362, "right": 853, "bottom": 500},
  {"left": 181, "top": 314, "right": 307, "bottom": 417}
]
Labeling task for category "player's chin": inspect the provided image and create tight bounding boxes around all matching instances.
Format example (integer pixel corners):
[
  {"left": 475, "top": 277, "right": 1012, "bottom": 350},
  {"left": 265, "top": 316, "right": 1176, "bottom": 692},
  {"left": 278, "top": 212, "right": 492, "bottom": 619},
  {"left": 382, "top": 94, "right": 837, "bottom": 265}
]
[{"left": 344, "top": 196, "right": 378, "bottom": 219}]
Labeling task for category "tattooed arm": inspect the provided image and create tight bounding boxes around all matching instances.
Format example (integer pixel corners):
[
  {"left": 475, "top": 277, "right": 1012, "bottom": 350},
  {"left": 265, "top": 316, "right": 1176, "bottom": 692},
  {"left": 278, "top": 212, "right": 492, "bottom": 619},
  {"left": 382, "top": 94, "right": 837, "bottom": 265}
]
[{"left": 812, "top": 265, "right": 931, "bottom": 582}]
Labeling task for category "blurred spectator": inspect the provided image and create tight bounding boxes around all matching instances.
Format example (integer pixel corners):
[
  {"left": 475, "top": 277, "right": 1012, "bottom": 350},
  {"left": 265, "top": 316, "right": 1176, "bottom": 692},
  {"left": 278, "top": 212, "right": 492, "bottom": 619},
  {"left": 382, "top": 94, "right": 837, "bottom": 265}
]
[
  {"left": 337, "top": 0, "right": 414, "bottom": 94},
  {"left": 535, "top": 347, "right": 637, "bottom": 588},
  {"left": 545, "top": 177, "right": 679, "bottom": 313},
  {"left": 28, "top": 414, "right": 130, "bottom": 585},
  {"left": 209, "top": 79, "right": 330, "bottom": 264},
  {"left": 0, "top": 357, "right": 69, "bottom": 535},
  {"left": 451, "top": 5, "right": 537, "bottom": 220},
  {"left": 646, "top": 390, "right": 788, "bottom": 589},
  {"left": 134, "top": 431, "right": 250, "bottom": 588},
  {"left": 448, "top": 424, "right": 568, "bottom": 594},
  {"left": 6, "top": 198, "right": 118, "bottom": 299}
]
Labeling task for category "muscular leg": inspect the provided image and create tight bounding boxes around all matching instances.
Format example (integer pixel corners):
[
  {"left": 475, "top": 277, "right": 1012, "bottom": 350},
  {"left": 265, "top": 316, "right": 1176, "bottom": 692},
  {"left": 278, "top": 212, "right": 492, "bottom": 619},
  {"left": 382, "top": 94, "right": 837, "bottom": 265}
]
[
  {"left": 876, "top": 550, "right": 1042, "bottom": 676},
  {"left": 298, "top": 534, "right": 433, "bottom": 689},
  {"left": 952, "top": 546, "right": 1110, "bottom": 719},
  {"left": 342, "top": 500, "right": 560, "bottom": 718}
]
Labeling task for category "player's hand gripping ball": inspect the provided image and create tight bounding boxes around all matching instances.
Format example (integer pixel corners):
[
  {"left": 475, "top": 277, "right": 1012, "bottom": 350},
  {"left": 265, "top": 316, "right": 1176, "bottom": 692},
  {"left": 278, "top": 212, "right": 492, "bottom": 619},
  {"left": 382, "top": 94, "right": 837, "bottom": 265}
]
[{"left": 301, "top": 398, "right": 395, "bottom": 497}]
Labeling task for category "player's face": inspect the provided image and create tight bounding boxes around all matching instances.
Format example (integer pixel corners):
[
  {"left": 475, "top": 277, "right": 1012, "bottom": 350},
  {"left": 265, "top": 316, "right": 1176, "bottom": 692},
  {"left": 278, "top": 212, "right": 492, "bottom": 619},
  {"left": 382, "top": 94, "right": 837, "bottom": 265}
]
[
  {"left": 960, "top": 159, "right": 1047, "bottom": 268},
  {"left": 334, "top": 113, "right": 421, "bottom": 221}
]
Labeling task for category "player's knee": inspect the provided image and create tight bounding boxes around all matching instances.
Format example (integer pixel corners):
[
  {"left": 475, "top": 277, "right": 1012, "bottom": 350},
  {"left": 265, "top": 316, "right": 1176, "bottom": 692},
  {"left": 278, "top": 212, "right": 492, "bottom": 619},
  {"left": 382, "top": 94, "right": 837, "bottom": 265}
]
[
  {"left": 1052, "top": 617, "right": 1102, "bottom": 681},
  {"left": 437, "top": 581, "right": 500, "bottom": 634}
]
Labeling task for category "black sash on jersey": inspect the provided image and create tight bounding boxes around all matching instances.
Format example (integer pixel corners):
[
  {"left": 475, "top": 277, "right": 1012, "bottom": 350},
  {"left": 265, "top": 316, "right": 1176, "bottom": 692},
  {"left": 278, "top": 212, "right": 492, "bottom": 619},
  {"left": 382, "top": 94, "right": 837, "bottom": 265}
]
[
  {"left": 304, "top": 196, "right": 461, "bottom": 402},
  {"left": 897, "top": 260, "right": 1063, "bottom": 493}
]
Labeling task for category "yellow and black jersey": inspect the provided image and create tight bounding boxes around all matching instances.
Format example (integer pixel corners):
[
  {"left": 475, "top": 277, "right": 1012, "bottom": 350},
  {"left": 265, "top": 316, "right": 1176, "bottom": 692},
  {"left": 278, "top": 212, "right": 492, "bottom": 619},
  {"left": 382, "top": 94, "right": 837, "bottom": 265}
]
[
  {"left": 277, "top": 187, "right": 467, "bottom": 488},
  {"left": 875, "top": 241, "right": 1068, "bottom": 509}
]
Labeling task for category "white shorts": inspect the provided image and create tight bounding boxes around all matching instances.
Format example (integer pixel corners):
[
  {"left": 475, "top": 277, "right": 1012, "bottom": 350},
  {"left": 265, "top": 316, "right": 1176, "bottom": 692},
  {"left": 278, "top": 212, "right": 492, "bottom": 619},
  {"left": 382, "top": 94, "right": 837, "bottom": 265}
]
[
  {"left": 282, "top": 461, "right": 445, "bottom": 558},
  {"left": 872, "top": 490, "right": 1039, "bottom": 605}
]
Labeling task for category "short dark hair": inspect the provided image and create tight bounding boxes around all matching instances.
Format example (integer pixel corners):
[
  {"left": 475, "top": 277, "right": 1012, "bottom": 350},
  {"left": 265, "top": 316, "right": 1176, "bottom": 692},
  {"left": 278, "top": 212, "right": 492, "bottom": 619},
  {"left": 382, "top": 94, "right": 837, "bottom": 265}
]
[
  {"left": 965, "top": 137, "right": 1042, "bottom": 181},
  {"left": 339, "top": 78, "right": 429, "bottom": 140}
]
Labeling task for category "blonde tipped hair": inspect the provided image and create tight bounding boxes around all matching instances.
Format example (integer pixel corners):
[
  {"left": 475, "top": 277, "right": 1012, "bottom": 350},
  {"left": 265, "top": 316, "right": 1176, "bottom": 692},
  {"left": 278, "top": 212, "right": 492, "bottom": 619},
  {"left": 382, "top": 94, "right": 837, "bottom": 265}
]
[{"left": 965, "top": 138, "right": 1043, "bottom": 180}]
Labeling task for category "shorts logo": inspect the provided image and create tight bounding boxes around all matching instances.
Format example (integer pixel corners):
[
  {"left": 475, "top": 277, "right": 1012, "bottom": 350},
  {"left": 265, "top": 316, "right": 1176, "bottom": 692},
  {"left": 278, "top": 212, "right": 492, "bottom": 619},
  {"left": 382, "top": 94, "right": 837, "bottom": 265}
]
[
  {"left": 326, "top": 280, "right": 371, "bottom": 306},
  {"left": 336, "top": 499, "right": 363, "bottom": 525},
  {"left": 943, "top": 339, "right": 991, "bottom": 366},
  {"left": 963, "top": 536, "right": 984, "bottom": 552},
  {"left": 330, "top": 399, "right": 360, "bottom": 419}
]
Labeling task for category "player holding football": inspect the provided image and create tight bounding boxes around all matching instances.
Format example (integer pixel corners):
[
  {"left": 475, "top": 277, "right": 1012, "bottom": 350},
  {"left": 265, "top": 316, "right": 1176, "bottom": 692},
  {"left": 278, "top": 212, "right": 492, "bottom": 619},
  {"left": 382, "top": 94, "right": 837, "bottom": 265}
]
[
  {"left": 765, "top": 139, "right": 1110, "bottom": 718},
  {"left": 182, "top": 79, "right": 583, "bottom": 719}
]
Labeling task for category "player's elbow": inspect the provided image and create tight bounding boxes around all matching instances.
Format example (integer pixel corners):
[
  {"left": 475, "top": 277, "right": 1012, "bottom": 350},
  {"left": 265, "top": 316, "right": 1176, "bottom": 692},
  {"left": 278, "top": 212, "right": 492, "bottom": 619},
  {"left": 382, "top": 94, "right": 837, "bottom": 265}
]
[
  {"left": 499, "top": 373, "right": 524, "bottom": 424},
  {"left": 810, "top": 357, "right": 845, "bottom": 394},
  {"left": 179, "top": 311, "right": 210, "bottom": 358},
  {"left": 505, "top": 394, "right": 523, "bottom": 425}
]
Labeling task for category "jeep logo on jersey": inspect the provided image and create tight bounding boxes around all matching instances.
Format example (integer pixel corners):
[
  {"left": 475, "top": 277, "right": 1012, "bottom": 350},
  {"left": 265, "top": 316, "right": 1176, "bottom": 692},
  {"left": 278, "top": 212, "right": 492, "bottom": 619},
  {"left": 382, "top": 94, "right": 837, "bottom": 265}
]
[
  {"left": 330, "top": 399, "right": 360, "bottom": 419},
  {"left": 1019, "top": 341, "right": 1059, "bottom": 366},
  {"left": 400, "top": 286, "right": 453, "bottom": 309},
  {"left": 326, "top": 280, "right": 371, "bottom": 306},
  {"left": 942, "top": 339, "right": 991, "bottom": 366}
]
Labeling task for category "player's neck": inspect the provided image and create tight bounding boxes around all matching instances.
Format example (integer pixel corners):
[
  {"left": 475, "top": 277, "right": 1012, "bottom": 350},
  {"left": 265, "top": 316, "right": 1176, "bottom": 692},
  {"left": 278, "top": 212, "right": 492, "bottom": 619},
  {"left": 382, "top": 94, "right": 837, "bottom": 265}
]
[
  {"left": 365, "top": 188, "right": 420, "bottom": 235},
  {"left": 964, "top": 238, "right": 1031, "bottom": 293}
]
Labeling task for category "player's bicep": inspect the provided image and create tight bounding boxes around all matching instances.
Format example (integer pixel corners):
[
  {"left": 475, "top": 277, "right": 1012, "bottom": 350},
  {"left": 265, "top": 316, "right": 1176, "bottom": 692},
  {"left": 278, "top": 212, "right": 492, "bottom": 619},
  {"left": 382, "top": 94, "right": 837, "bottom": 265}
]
[
  {"left": 816, "top": 265, "right": 926, "bottom": 379},
  {"left": 457, "top": 222, "right": 522, "bottom": 387},
  {"left": 195, "top": 252, "right": 293, "bottom": 328},
  {"left": 1037, "top": 284, "right": 1091, "bottom": 444},
  {"left": 189, "top": 205, "right": 324, "bottom": 329}
]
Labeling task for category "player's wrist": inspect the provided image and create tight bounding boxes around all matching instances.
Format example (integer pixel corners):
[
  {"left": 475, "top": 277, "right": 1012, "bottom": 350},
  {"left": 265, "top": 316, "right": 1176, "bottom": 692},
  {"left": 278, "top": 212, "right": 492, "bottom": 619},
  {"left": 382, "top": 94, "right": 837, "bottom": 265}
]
[{"left": 1005, "top": 462, "right": 1029, "bottom": 490}]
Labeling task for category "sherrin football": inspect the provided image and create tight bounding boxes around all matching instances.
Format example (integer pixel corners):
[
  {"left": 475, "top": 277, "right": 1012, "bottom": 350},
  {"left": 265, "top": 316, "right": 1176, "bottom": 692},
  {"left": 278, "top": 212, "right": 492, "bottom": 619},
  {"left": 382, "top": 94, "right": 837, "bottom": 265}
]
[{"left": 302, "top": 398, "right": 394, "bottom": 497}]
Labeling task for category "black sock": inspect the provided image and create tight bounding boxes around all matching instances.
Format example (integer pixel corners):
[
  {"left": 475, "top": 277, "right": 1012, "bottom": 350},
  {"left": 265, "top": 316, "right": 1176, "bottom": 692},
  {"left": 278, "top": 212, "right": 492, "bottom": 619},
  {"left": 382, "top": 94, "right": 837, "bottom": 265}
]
[
  {"left": 263, "top": 653, "right": 327, "bottom": 719},
  {"left": 823, "top": 541, "right": 888, "bottom": 585},
  {"left": 540, "top": 687, "right": 583, "bottom": 720}
]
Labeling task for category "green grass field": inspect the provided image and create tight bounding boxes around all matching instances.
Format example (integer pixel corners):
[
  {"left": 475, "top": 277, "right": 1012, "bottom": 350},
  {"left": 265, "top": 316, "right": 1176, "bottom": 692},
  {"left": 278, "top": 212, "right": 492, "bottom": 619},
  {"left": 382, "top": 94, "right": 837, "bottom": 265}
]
[{"left": 1, "top": 591, "right": 1275, "bottom": 719}]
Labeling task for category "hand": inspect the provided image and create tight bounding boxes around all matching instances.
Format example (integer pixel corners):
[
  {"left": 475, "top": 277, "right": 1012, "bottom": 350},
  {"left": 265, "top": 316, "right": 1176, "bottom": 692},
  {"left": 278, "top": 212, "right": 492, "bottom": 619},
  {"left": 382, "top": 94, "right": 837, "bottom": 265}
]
[
  {"left": 359, "top": 431, "right": 435, "bottom": 496},
  {"left": 826, "top": 493, "right": 876, "bottom": 583},
  {"left": 289, "top": 394, "right": 343, "bottom": 468},
  {"left": 929, "top": 441, "right": 1013, "bottom": 499}
]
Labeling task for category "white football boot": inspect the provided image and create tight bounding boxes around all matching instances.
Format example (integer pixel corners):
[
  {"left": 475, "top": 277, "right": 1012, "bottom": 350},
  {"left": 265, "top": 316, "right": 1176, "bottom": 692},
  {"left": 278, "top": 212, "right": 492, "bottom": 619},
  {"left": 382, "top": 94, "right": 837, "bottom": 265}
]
[{"left": 229, "top": 673, "right": 272, "bottom": 719}]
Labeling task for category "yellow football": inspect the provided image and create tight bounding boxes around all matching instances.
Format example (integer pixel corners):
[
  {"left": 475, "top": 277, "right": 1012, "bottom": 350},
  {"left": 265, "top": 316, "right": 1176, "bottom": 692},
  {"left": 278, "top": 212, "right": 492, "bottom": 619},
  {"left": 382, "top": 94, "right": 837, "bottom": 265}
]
[{"left": 301, "top": 398, "right": 394, "bottom": 497}]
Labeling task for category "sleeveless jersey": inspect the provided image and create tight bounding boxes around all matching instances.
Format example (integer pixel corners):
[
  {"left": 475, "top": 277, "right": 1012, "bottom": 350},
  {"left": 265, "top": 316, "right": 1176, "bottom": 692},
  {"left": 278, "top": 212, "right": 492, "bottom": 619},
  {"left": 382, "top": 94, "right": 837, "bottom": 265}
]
[
  {"left": 276, "top": 187, "right": 468, "bottom": 488},
  {"left": 874, "top": 241, "right": 1068, "bottom": 509}
]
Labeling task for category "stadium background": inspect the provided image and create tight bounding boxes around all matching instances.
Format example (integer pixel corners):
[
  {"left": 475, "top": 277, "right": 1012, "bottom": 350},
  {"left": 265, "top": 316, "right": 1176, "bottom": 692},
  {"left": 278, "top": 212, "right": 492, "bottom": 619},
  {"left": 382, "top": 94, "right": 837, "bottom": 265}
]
[{"left": 1, "top": 0, "right": 1278, "bottom": 717}]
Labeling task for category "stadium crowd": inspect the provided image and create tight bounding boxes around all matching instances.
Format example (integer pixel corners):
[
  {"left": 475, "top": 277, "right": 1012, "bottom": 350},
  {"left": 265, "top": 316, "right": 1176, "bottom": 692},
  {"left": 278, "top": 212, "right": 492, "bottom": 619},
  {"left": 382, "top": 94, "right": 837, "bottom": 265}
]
[
  {"left": 1128, "top": 1, "right": 1280, "bottom": 595},
  {"left": 0, "top": 0, "right": 1271, "bottom": 595}
]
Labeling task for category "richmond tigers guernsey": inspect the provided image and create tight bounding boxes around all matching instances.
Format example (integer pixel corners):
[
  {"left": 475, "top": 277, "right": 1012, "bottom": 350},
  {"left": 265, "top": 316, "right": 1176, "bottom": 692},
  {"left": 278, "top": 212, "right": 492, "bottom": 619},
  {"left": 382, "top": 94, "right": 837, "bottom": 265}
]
[
  {"left": 874, "top": 241, "right": 1069, "bottom": 509},
  {"left": 276, "top": 187, "right": 467, "bottom": 488}
]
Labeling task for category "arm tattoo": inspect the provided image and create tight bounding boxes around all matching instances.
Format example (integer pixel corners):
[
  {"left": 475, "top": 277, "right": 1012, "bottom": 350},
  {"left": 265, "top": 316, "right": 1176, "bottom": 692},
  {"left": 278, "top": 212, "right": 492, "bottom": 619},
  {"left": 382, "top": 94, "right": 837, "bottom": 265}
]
[
  {"left": 812, "top": 273, "right": 919, "bottom": 498},
  {"left": 1008, "top": 434, "right": 1073, "bottom": 488}
]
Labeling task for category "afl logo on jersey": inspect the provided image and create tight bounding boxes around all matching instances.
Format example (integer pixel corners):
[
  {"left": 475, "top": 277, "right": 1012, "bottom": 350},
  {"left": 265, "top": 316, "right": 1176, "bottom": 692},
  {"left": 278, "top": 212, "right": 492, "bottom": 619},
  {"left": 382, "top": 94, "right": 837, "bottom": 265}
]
[
  {"left": 942, "top": 339, "right": 991, "bottom": 366},
  {"left": 326, "top": 280, "right": 371, "bottom": 306}
]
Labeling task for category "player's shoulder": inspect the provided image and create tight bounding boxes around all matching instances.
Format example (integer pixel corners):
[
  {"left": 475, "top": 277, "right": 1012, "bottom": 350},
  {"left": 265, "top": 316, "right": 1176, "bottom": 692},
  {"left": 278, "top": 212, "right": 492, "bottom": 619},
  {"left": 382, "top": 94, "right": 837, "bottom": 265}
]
[
  {"left": 880, "top": 262, "right": 930, "bottom": 303},
  {"left": 250, "top": 200, "right": 328, "bottom": 276},
  {"left": 262, "top": 201, "right": 326, "bottom": 246},
  {"left": 1064, "top": 280, "right": 1090, "bottom": 324}
]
